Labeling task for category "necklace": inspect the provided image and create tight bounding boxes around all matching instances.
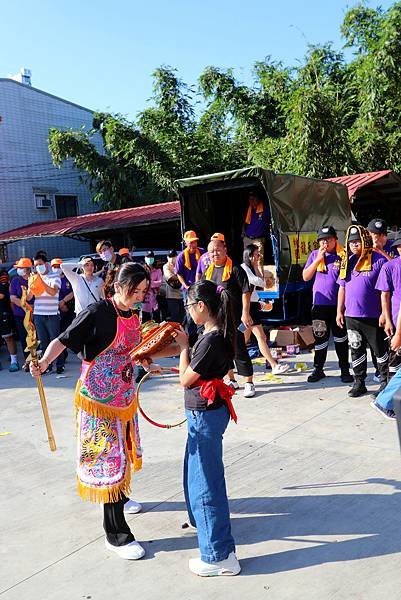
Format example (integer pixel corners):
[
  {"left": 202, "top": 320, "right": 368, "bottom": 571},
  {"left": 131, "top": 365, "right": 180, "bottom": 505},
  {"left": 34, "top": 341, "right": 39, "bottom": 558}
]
[{"left": 112, "top": 297, "right": 133, "bottom": 318}]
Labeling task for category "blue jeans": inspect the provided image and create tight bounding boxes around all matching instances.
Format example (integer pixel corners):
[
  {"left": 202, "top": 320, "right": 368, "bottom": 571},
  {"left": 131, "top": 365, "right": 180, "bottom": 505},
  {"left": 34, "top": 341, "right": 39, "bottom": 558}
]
[
  {"left": 34, "top": 314, "right": 63, "bottom": 368},
  {"left": 376, "top": 367, "right": 401, "bottom": 410},
  {"left": 183, "top": 405, "right": 235, "bottom": 563}
]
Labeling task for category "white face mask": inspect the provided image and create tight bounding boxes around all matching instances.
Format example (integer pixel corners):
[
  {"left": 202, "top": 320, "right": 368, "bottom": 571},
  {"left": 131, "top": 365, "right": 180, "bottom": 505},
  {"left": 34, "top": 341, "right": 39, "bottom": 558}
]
[
  {"left": 17, "top": 268, "right": 26, "bottom": 277},
  {"left": 36, "top": 264, "right": 46, "bottom": 275},
  {"left": 145, "top": 257, "right": 154, "bottom": 266},
  {"left": 100, "top": 250, "right": 112, "bottom": 262},
  {"left": 52, "top": 267, "right": 62, "bottom": 275}
]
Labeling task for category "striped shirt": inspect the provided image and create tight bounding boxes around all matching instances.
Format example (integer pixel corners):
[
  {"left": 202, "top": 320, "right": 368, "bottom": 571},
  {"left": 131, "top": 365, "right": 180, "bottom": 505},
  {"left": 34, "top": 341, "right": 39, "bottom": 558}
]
[{"left": 33, "top": 273, "right": 61, "bottom": 316}]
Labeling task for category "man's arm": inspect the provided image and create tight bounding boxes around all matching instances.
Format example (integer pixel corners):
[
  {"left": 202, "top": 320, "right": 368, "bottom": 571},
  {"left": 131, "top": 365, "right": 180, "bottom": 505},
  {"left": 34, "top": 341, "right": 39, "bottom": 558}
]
[
  {"left": 380, "top": 291, "right": 393, "bottom": 335},
  {"left": 336, "top": 285, "right": 346, "bottom": 328},
  {"left": 303, "top": 248, "right": 325, "bottom": 281},
  {"left": 241, "top": 291, "right": 253, "bottom": 328}
]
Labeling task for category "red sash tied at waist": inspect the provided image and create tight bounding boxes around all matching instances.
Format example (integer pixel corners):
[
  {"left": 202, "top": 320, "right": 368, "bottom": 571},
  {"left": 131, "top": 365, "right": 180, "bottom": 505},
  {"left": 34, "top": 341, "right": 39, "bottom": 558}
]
[{"left": 192, "top": 378, "right": 237, "bottom": 423}]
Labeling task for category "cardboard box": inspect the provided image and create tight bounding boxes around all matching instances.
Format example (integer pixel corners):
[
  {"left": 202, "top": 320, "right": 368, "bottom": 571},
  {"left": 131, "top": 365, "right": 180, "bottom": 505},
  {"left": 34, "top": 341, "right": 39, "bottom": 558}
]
[
  {"left": 269, "top": 329, "right": 298, "bottom": 347},
  {"left": 297, "top": 326, "right": 315, "bottom": 348},
  {"left": 269, "top": 325, "right": 314, "bottom": 349}
]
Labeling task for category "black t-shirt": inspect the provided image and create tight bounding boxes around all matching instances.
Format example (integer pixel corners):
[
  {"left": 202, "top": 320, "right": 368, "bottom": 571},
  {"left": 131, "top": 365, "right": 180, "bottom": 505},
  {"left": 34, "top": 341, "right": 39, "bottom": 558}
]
[
  {"left": 100, "top": 254, "right": 123, "bottom": 280},
  {"left": 204, "top": 263, "right": 250, "bottom": 323},
  {"left": 184, "top": 330, "right": 230, "bottom": 411},
  {"left": 58, "top": 299, "right": 136, "bottom": 361}
]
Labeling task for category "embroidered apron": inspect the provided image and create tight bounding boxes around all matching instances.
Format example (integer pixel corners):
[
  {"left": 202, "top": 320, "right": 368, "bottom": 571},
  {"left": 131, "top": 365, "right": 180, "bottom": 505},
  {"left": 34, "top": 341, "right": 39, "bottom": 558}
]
[{"left": 74, "top": 300, "right": 142, "bottom": 503}]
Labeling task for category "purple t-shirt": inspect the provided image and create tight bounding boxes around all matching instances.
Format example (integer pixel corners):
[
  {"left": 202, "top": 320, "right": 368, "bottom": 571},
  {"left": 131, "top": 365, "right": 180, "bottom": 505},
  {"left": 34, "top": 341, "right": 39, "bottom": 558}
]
[
  {"left": 375, "top": 256, "right": 401, "bottom": 326},
  {"left": 59, "top": 275, "right": 73, "bottom": 301},
  {"left": 243, "top": 204, "right": 270, "bottom": 239},
  {"left": 384, "top": 239, "right": 395, "bottom": 257},
  {"left": 338, "top": 252, "right": 387, "bottom": 318},
  {"left": 175, "top": 248, "right": 205, "bottom": 287},
  {"left": 196, "top": 252, "right": 211, "bottom": 278},
  {"left": 9, "top": 276, "right": 34, "bottom": 318},
  {"left": 304, "top": 249, "right": 341, "bottom": 306}
]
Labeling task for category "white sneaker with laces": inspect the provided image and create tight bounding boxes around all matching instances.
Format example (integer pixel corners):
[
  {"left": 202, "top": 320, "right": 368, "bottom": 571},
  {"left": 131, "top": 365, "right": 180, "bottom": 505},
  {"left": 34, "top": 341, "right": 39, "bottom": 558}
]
[
  {"left": 189, "top": 552, "right": 241, "bottom": 576},
  {"left": 123, "top": 498, "right": 142, "bottom": 514},
  {"left": 105, "top": 538, "right": 145, "bottom": 560},
  {"left": 227, "top": 379, "right": 240, "bottom": 390},
  {"left": 272, "top": 363, "right": 290, "bottom": 375},
  {"left": 243, "top": 382, "right": 255, "bottom": 398}
]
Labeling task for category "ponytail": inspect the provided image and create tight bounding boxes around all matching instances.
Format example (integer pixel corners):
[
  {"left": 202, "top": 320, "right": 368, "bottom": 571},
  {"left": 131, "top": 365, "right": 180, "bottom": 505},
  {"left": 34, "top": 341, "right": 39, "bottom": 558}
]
[{"left": 187, "top": 280, "right": 236, "bottom": 360}]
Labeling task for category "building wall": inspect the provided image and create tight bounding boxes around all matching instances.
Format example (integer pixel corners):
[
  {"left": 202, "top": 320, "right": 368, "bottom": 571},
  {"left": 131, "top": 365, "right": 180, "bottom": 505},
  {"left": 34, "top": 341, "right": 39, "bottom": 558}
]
[{"left": 0, "top": 78, "right": 101, "bottom": 260}]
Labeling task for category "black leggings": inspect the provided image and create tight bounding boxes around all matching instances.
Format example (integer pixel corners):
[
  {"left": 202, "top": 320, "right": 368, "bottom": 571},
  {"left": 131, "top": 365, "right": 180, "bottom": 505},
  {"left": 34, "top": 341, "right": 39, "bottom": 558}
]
[{"left": 103, "top": 493, "right": 135, "bottom": 546}]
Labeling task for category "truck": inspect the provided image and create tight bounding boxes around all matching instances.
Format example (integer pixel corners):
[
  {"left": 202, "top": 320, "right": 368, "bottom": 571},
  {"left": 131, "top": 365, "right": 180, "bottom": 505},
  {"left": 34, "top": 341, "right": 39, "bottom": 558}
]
[{"left": 174, "top": 166, "right": 351, "bottom": 322}]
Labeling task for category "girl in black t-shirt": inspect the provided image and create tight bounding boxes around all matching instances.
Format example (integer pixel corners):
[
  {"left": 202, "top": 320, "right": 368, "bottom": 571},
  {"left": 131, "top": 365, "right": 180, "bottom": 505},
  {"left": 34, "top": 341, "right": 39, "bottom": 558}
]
[{"left": 173, "top": 280, "right": 241, "bottom": 577}]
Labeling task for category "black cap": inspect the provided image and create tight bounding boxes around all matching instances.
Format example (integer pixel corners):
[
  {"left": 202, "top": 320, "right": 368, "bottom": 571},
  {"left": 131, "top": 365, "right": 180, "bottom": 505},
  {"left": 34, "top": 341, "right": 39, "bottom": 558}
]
[
  {"left": 145, "top": 250, "right": 155, "bottom": 258},
  {"left": 167, "top": 249, "right": 177, "bottom": 258},
  {"left": 348, "top": 226, "right": 362, "bottom": 242},
  {"left": 317, "top": 226, "right": 337, "bottom": 241},
  {"left": 367, "top": 218, "right": 388, "bottom": 234},
  {"left": 391, "top": 237, "right": 401, "bottom": 248}
]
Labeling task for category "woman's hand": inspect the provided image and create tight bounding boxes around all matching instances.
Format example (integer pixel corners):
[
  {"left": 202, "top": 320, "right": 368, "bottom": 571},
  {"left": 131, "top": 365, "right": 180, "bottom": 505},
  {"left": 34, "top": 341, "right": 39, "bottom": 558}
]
[
  {"left": 172, "top": 327, "right": 189, "bottom": 349},
  {"left": 29, "top": 358, "right": 48, "bottom": 378}
]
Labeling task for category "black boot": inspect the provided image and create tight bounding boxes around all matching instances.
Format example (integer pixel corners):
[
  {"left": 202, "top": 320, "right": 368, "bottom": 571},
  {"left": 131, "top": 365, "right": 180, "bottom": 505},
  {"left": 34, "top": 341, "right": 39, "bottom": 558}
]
[
  {"left": 307, "top": 369, "right": 326, "bottom": 383},
  {"left": 340, "top": 369, "right": 354, "bottom": 383},
  {"left": 348, "top": 379, "right": 368, "bottom": 397}
]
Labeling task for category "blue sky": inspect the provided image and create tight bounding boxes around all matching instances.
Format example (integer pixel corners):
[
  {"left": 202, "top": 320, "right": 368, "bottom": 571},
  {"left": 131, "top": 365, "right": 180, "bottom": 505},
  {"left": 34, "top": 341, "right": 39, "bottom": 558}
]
[{"left": 1, "top": 0, "right": 394, "bottom": 121}]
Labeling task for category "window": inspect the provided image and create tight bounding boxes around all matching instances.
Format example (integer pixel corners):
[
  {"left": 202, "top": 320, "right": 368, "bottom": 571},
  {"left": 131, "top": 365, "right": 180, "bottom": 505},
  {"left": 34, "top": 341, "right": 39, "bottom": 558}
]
[
  {"left": 55, "top": 195, "right": 78, "bottom": 219},
  {"left": 34, "top": 193, "right": 52, "bottom": 209}
]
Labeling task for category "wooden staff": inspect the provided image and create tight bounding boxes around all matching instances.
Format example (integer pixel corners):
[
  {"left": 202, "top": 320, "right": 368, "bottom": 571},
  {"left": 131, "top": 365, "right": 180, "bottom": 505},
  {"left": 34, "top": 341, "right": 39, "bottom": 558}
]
[{"left": 21, "top": 286, "right": 57, "bottom": 451}]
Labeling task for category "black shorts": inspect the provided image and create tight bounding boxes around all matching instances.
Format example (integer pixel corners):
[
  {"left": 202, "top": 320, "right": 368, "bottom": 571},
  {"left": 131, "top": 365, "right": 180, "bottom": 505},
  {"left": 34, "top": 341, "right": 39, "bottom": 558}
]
[
  {"left": 250, "top": 302, "right": 262, "bottom": 326},
  {"left": 0, "top": 312, "right": 14, "bottom": 338}
]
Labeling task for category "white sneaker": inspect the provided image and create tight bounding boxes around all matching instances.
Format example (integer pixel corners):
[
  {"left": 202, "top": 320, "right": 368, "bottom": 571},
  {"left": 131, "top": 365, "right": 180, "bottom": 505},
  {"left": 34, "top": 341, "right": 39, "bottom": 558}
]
[
  {"left": 123, "top": 498, "right": 142, "bottom": 514},
  {"left": 105, "top": 538, "right": 145, "bottom": 560},
  {"left": 243, "top": 382, "right": 255, "bottom": 398},
  {"left": 272, "top": 363, "right": 290, "bottom": 375},
  {"left": 189, "top": 551, "right": 241, "bottom": 576},
  {"left": 373, "top": 373, "right": 381, "bottom": 383},
  {"left": 228, "top": 379, "right": 240, "bottom": 390}
]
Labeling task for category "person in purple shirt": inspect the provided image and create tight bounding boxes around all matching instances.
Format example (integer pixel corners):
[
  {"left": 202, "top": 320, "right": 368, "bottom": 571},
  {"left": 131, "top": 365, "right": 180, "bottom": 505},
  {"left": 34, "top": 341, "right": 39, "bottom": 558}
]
[
  {"left": 175, "top": 230, "right": 205, "bottom": 292},
  {"left": 367, "top": 218, "right": 394, "bottom": 260},
  {"left": 9, "top": 257, "right": 34, "bottom": 370},
  {"left": 337, "top": 225, "right": 389, "bottom": 397},
  {"left": 176, "top": 230, "right": 205, "bottom": 346},
  {"left": 375, "top": 236, "right": 401, "bottom": 381},
  {"left": 196, "top": 241, "right": 213, "bottom": 281},
  {"left": 303, "top": 226, "right": 352, "bottom": 383},
  {"left": 242, "top": 190, "right": 270, "bottom": 267}
]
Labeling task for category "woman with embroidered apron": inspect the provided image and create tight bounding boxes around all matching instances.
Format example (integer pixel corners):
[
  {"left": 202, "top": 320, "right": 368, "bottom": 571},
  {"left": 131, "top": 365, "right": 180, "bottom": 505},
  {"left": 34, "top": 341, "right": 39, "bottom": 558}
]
[
  {"left": 173, "top": 280, "right": 241, "bottom": 577},
  {"left": 30, "top": 263, "right": 155, "bottom": 560}
]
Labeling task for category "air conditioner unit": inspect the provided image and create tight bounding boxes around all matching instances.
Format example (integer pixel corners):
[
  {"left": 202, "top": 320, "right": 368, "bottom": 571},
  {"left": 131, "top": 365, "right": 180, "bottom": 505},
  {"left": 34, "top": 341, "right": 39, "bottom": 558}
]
[{"left": 35, "top": 194, "right": 52, "bottom": 209}]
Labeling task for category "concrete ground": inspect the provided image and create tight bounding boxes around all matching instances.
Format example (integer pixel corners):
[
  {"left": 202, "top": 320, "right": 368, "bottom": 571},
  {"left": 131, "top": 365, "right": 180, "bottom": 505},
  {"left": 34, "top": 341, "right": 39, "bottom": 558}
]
[{"left": 1, "top": 346, "right": 401, "bottom": 600}]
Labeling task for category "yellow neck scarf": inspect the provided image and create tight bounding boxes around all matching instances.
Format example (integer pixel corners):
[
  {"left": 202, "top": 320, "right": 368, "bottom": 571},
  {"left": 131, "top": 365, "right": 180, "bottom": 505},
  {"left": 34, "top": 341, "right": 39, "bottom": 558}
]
[
  {"left": 316, "top": 242, "right": 344, "bottom": 273},
  {"left": 339, "top": 225, "right": 373, "bottom": 279},
  {"left": 184, "top": 247, "right": 200, "bottom": 270},
  {"left": 205, "top": 257, "right": 233, "bottom": 282},
  {"left": 245, "top": 202, "right": 264, "bottom": 225}
]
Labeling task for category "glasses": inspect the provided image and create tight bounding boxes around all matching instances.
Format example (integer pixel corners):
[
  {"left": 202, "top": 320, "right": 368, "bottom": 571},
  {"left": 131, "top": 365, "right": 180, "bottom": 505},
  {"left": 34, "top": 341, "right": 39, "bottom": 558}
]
[{"left": 184, "top": 302, "right": 197, "bottom": 311}]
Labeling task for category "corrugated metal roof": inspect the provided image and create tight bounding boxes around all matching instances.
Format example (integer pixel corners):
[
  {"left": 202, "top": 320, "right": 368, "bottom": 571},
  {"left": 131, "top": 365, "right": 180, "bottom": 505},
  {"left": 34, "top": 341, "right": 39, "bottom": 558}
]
[
  {"left": 326, "top": 170, "right": 393, "bottom": 199},
  {"left": 0, "top": 201, "right": 181, "bottom": 243}
]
